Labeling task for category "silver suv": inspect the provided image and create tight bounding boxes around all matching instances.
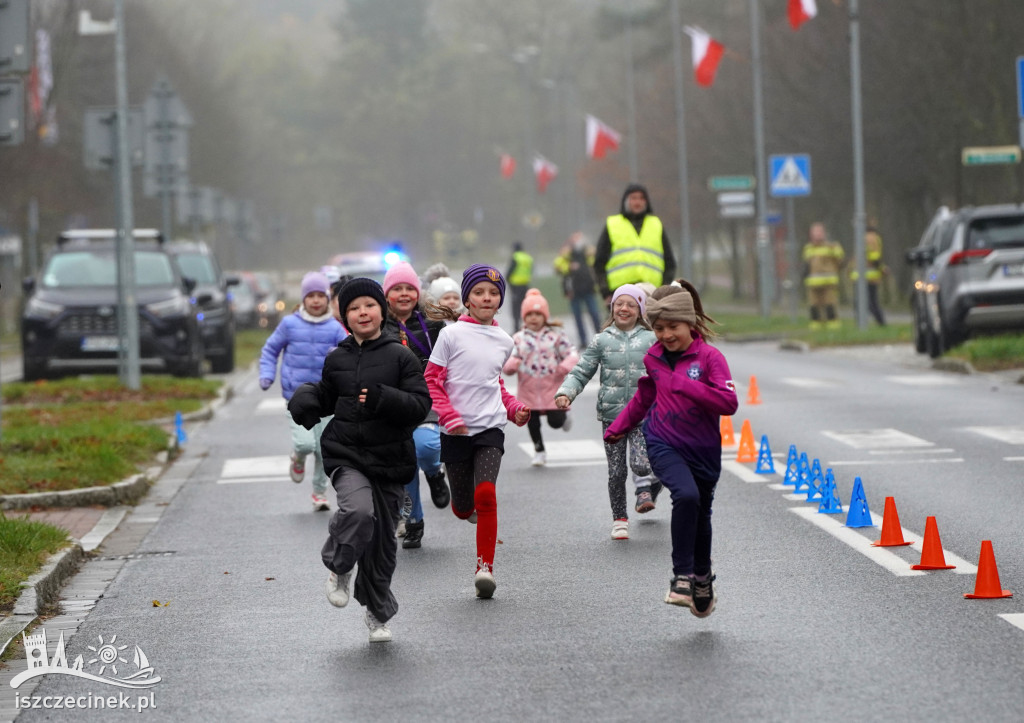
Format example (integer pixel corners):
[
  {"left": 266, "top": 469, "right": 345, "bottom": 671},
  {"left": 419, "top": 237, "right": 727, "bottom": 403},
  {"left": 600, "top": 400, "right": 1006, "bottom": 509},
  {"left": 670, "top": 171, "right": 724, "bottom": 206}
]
[{"left": 906, "top": 204, "right": 1024, "bottom": 357}]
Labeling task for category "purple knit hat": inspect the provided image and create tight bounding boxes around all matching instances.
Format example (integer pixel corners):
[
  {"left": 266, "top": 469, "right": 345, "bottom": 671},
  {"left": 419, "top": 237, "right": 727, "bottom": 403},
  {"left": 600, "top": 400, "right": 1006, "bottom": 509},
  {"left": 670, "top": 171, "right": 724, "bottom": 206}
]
[
  {"left": 611, "top": 283, "right": 647, "bottom": 317},
  {"left": 300, "top": 271, "right": 330, "bottom": 299},
  {"left": 461, "top": 264, "right": 506, "bottom": 307}
]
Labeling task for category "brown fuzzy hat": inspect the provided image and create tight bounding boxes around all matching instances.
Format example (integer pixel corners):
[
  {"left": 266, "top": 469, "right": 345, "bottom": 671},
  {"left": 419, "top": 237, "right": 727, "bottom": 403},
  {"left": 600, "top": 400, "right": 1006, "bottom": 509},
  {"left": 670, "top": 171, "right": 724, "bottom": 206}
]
[{"left": 646, "top": 285, "right": 696, "bottom": 325}]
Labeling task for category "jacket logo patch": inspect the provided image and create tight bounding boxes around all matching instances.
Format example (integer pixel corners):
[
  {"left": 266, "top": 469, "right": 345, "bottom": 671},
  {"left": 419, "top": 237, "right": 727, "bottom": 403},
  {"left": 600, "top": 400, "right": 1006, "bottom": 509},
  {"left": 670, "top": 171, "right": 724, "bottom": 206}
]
[
  {"left": 687, "top": 363, "right": 702, "bottom": 380},
  {"left": 725, "top": 379, "right": 735, "bottom": 392}
]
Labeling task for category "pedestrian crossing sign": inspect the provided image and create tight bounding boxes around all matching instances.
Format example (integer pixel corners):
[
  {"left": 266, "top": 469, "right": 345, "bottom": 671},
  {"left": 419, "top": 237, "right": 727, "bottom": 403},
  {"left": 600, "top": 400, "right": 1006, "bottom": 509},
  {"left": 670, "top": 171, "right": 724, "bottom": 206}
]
[{"left": 769, "top": 154, "right": 811, "bottom": 197}]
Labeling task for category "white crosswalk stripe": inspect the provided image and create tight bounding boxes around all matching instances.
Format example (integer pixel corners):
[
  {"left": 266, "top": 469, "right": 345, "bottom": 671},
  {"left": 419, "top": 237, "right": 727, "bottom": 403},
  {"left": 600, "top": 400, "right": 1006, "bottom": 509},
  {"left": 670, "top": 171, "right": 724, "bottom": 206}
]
[{"left": 217, "top": 455, "right": 290, "bottom": 484}]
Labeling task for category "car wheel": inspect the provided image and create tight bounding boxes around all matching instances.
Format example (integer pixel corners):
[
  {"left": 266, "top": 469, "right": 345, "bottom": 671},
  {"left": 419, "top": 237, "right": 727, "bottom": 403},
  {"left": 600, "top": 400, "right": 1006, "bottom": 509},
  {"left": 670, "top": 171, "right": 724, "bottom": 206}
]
[
  {"left": 210, "top": 340, "right": 235, "bottom": 374},
  {"left": 912, "top": 300, "right": 927, "bottom": 354},
  {"left": 173, "top": 336, "right": 205, "bottom": 378},
  {"left": 22, "top": 358, "right": 48, "bottom": 382}
]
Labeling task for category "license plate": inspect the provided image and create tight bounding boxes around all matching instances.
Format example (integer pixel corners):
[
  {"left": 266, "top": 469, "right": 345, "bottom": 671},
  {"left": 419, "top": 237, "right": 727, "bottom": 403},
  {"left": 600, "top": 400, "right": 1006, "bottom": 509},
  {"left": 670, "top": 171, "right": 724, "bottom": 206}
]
[
  {"left": 81, "top": 335, "right": 120, "bottom": 352},
  {"left": 1005, "top": 263, "right": 1024, "bottom": 276}
]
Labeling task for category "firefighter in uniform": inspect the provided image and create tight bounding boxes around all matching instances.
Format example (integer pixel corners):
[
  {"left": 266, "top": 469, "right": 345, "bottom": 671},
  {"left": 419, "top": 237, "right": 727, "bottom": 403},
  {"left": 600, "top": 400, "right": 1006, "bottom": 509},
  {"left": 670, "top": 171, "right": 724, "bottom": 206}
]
[
  {"left": 594, "top": 183, "right": 677, "bottom": 300},
  {"left": 507, "top": 241, "right": 534, "bottom": 332},
  {"left": 802, "top": 222, "right": 845, "bottom": 330},
  {"left": 849, "top": 225, "right": 887, "bottom": 326}
]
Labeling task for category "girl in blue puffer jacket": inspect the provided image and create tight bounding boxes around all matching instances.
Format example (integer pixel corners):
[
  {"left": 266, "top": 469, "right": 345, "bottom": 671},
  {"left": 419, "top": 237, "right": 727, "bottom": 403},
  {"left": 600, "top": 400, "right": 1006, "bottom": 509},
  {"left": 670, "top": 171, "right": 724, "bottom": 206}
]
[{"left": 259, "top": 271, "right": 348, "bottom": 510}]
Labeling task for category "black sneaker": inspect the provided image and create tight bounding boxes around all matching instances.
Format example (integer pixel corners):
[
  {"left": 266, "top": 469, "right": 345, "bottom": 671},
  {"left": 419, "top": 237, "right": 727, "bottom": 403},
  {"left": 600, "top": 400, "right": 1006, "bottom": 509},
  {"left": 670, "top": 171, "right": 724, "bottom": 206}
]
[
  {"left": 664, "top": 574, "right": 692, "bottom": 607},
  {"left": 691, "top": 575, "right": 716, "bottom": 618},
  {"left": 425, "top": 470, "right": 450, "bottom": 508},
  {"left": 402, "top": 520, "right": 424, "bottom": 549},
  {"left": 635, "top": 490, "right": 655, "bottom": 514}
]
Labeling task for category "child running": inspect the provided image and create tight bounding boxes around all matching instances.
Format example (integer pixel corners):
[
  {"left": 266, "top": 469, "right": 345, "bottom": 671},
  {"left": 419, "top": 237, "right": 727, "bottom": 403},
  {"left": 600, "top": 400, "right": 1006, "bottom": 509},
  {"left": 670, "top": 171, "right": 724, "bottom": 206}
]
[
  {"left": 604, "top": 282, "right": 737, "bottom": 618},
  {"left": 554, "top": 284, "right": 661, "bottom": 540},
  {"left": 382, "top": 261, "right": 451, "bottom": 550},
  {"left": 259, "top": 271, "right": 348, "bottom": 510},
  {"left": 503, "top": 288, "right": 579, "bottom": 467},
  {"left": 424, "top": 264, "right": 530, "bottom": 599},
  {"left": 288, "top": 278, "right": 432, "bottom": 643}
]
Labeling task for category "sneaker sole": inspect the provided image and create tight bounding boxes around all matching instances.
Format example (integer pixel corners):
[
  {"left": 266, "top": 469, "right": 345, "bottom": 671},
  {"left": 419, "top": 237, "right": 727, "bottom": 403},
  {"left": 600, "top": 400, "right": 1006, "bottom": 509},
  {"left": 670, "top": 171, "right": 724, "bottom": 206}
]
[
  {"left": 475, "top": 575, "right": 496, "bottom": 599},
  {"left": 368, "top": 630, "right": 392, "bottom": 643},
  {"left": 612, "top": 532, "right": 629, "bottom": 540},
  {"left": 664, "top": 593, "right": 692, "bottom": 607},
  {"left": 690, "top": 597, "right": 717, "bottom": 618},
  {"left": 635, "top": 501, "right": 655, "bottom": 514}
]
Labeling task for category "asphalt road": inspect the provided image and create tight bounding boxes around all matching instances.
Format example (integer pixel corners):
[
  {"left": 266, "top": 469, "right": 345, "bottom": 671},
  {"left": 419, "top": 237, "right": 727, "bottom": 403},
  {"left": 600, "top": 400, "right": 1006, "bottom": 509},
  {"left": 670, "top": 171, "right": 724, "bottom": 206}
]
[{"left": 8, "top": 340, "right": 1024, "bottom": 722}]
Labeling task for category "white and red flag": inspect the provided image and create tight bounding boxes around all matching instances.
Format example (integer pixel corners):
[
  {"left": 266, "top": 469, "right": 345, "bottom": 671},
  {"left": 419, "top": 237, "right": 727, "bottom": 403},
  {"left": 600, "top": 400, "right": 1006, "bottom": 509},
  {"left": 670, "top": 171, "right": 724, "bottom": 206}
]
[
  {"left": 532, "top": 155, "right": 558, "bottom": 194},
  {"left": 683, "top": 26, "right": 724, "bottom": 88},
  {"left": 788, "top": 0, "right": 818, "bottom": 30},
  {"left": 500, "top": 153, "right": 516, "bottom": 179},
  {"left": 585, "top": 114, "right": 621, "bottom": 159}
]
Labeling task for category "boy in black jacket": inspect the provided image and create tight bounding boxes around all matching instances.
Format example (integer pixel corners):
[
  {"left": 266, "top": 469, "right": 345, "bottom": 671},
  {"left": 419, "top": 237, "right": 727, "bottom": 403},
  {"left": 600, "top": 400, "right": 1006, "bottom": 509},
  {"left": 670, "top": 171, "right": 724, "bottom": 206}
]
[{"left": 289, "top": 278, "right": 431, "bottom": 643}]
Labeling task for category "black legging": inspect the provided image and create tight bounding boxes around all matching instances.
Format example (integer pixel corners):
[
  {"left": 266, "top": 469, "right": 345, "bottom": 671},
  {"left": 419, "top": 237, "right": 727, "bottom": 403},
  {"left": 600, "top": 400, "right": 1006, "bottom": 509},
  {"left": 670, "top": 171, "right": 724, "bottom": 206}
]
[
  {"left": 527, "top": 410, "right": 567, "bottom": 452},
  {"left": 446, "top": 446, "right": 504, "bottom": 517}
]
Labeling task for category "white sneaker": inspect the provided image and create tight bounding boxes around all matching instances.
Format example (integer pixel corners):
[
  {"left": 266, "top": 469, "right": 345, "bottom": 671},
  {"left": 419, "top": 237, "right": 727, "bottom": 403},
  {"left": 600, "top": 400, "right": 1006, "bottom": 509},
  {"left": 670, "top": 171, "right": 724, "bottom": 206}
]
[
  {"left": 531, "top": 451, "right": 546, "bottom": 466},
  {"left": 474, "top": 564, "right": 496, "bottom": 599},
  {"left": 311, "top": 494, "right": 330, "bottom": 511},
  {"left": 395, "top": 518, "right": 407, "bottom": 538},
  {"left": 325, "top": 570, "right": 352, "bottom": 607},
  {"left": 611, "top": 519, "right": 629, "bottom": 540},
  {"left": 467, "top": 511, "right": 477, "bottom": 525},
  {"left": 562, "top": 413, "right": 573, "bottom": 432},
  {"left": 365, "top": 610, "right": 392, "bottom": 642},
  {"left": 289, "top": 453, "right": 305, "bottom": 483}
]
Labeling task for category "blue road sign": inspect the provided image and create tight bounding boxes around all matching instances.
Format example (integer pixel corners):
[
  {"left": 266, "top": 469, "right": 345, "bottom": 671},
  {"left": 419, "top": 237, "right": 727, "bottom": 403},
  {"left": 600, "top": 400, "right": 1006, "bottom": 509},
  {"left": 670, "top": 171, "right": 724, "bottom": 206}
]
[{"left": 769, "top": 154, "right": 811, "bottom": 198}]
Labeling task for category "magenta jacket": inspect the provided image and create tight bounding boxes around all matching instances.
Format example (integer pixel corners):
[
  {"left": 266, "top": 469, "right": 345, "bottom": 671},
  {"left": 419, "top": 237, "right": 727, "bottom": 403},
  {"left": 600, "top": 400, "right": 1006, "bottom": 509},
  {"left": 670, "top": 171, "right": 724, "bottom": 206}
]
[{"left": 605, "top": 335, "right": 738, "bottom": 479}]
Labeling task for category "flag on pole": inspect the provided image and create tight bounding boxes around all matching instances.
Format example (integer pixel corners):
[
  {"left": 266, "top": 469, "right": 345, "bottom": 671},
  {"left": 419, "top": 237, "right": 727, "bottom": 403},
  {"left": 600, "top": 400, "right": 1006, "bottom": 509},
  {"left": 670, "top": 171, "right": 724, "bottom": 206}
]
[
  {"left": 788, "top": 0, "right": 818, "bottom": 30},
  {"left": 585, "top": 114, "right": 621, "bottom": 159},
  {"left": 683, "top": 26, "right": 724, "bottom": 88},
  {"left": 500, "top": 153, "right": 516, "bottom": 179},
  {"left": 533, "top": 155, "right": 558, "bottom": 194}
]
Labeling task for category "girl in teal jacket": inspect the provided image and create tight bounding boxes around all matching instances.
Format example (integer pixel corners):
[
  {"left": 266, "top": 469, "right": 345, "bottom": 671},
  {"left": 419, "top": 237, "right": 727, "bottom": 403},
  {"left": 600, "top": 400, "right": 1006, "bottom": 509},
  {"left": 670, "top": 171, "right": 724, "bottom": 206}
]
[{"left": 554, "top": 284, "right": 660, "bottom": 541}]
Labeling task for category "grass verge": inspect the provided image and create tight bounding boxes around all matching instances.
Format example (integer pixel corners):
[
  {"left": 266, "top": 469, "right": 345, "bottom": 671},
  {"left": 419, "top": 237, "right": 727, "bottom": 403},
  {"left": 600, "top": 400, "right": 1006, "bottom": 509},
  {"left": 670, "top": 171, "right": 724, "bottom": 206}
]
[
  {"left": 946, "top": 333, "right": 1024, "bottom": 372},
  {"left": 0, "top": 513, "right": 69, "bottom": 612}
]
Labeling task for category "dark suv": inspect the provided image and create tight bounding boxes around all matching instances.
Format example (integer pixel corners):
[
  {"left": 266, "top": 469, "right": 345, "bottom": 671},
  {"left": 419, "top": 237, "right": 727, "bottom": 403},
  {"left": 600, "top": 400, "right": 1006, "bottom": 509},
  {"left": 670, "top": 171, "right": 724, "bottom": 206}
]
[
  {"left": 21, "top": 229, "right": 205, "bottom": 380},
  {"left": 166, "top": 241, "right": 238, "bottom": 373},
  {"left": 907, "top": 204, "right": 1024, "bottom": 357}
]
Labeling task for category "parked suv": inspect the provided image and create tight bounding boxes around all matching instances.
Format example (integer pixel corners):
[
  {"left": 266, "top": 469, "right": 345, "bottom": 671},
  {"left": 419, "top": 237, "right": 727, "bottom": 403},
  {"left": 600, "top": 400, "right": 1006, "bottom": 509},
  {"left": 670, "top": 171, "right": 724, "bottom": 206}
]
[
  {"left": 21, "top": 229, "right": 205, "bottom": 380},
  {"left": 166, "top": 240, "right": 238, "bottom": 373},
  {"left": 906, "top": 204, "right": 1024, "bottom": 357}
]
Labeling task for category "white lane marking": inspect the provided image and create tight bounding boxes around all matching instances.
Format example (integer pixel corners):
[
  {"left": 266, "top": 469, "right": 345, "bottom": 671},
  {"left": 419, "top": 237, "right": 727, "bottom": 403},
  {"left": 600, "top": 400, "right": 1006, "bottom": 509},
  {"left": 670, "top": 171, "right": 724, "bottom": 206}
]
[
  {"left": 257, "top": 398, "right": 286, "bottom": 413},
  {"left": 965, "top": 426, "right": 1024, "bottom": 445},
  {"left": 822, "top": 428, "right": 934, "bottom": 449},
  {"left": 221, "top": 456, "right": 291, "bottom": 478},
  {"left": 781, "top": 377, "right": 839, "bottom": 388},
  {"left": 885, "top": 374, "right": 963, "bottom": 386},
  {"left": 867, "top": 448, "right": 955, "bottom": 455},
  {"left": 217, "top": 476, "right": 290, "bottom": 484},
  {"left": 999, "top": 614, "right": 1024, "bottom": 632},
  {"left": 789, "top": 507, "right": 927, "bottom": 577},
  {"left": 517, "top": 439, "right": 606, "bottom": 467},
  {"left": 827, "top": 458, "right": 965, "bottom": 466},
  {"left": 1005, "top": 457, "right": 1024, "bottom": 462},
  {"left": 721, "top": 460, "right": 771, "bottom": 483}
]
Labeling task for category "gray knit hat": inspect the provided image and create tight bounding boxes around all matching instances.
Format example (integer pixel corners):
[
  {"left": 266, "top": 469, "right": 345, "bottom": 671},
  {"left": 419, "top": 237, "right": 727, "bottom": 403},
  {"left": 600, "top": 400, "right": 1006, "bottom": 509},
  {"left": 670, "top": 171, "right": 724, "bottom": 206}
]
[{"left": 645, "top": 285, "right": 696, "bottom": 325}]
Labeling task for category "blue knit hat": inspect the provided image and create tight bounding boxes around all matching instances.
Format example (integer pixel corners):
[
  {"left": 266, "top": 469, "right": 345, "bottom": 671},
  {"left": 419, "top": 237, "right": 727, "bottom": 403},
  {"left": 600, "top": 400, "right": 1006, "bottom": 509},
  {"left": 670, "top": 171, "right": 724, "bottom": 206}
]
[{"left": 461, "top": 264, "right": 506, "bottom": 307}]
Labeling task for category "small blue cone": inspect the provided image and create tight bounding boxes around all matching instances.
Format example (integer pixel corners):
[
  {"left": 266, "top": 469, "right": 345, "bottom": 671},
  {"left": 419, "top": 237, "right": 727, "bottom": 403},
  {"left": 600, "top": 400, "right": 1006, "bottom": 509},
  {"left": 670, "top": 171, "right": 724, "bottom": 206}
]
[
  {"left": 793, "top": 452, "right": 812, "bottom": 493},
  {"left": 805, "top": 458, "right": 824, "bottom": 502},
  {"left": 175, "top": 411, "right": 188, "bottom": 446},
  {"left": 845, "top": 477, "right": 873, "bottom": 528},
  {"left": 755, "top": 435, "right": 775, "bottom": 474},
  {"left": 817, "top": 469, "right": 843, "bottom": 514},
  {"left": 782, "top": 445, "right": 799, "bottom": 486}
]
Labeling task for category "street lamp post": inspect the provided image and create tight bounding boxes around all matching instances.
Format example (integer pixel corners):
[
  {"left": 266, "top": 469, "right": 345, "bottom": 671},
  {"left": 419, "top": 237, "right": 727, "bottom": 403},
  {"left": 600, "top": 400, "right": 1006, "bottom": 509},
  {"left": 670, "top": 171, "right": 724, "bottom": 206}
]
[
  {"left": 670, "top": 0, "right": 693, "bottom": 281},
  {"left": 850, "top": 0, "right": 868, "bottom": 330},
  {"left": 750, "top": 0, "right": 773, "bottom": 318}
]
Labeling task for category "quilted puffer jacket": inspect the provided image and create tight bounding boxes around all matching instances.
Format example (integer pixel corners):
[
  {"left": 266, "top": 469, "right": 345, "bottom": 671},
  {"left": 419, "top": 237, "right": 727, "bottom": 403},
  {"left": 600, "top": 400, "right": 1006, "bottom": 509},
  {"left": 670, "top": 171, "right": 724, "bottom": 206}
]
[
  {"left": 259, "top": 310, "right": 347, "bottom": 399},
  {"left": 555, "top": 324, "right": 655, "bottom": 422}
]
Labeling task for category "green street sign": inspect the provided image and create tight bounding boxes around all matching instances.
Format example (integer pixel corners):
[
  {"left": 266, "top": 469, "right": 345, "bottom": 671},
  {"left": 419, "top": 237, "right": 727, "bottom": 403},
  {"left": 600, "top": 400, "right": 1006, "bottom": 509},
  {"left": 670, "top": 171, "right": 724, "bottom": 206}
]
[
  {"left": 708, "top": 175, "right": 756, "bottom": 192},
  {"left": 961, "top": 145, "right": 1021, "bottom": 166}
]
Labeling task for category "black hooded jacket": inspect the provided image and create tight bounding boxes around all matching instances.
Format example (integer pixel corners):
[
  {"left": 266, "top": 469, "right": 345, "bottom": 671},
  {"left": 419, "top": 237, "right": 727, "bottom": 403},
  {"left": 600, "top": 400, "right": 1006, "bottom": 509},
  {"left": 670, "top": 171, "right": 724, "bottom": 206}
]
[
  {"left": 593, "top": 183, "right": 677, "bottom": 297},
  {"left": 288, "top": 333, "right": 431, "bottom": 487}
]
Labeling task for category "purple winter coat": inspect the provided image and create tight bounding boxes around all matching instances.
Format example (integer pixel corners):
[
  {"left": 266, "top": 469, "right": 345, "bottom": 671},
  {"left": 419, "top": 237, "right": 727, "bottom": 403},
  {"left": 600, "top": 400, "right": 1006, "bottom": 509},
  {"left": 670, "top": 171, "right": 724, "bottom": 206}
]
[
  {"left": 259, "top": 311, "right": 347, "bottom": 399},
  {"left": 605, "top": 335, "right": 738, "bottom": 479}
]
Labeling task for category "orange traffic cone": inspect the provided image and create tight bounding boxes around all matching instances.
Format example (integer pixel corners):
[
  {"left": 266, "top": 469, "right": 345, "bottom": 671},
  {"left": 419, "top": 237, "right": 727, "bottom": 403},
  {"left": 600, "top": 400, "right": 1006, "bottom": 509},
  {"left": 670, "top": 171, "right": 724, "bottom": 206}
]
[
  {"left": 746, "top": 375, "right": 761, "bottom": 405},
  {"left": 870, "top": 496, "right": 913, "bottom": 547},
  {"left": 720, "top": 416, "right": 735, "bottom": 446},
  {"left": 964, "top": 540, "right": 1013, "bottom": 599},
  {"left": 911, "top": 516, "right": 955, "bottom": 570},
  {"left": 736, "top": 420, "right": 757, "bottom": 463}
]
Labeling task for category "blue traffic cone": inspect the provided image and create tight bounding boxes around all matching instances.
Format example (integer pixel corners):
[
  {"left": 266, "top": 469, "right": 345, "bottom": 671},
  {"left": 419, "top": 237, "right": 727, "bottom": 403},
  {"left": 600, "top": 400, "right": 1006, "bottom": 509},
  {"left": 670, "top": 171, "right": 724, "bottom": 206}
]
[
  {"left": 782, "top": 445, "right": 799, "bottom": 486},
  {"left": 793, "top": 452, "right": 812, "bottom": 494},
  {"left": 845, "top": 477, "right": 873, "bottom": 528},
  {"left": 805, "top": 458, "right": 824, "bottom": 502},
  {"left": 755, "top": 435, "right": 775, "bottom": 474},
  {"left": 175, "top": 411, "right": 188, "bottom": 446},
  {"left": 818, "top": 469, "right": 843, "bottom": 513}
]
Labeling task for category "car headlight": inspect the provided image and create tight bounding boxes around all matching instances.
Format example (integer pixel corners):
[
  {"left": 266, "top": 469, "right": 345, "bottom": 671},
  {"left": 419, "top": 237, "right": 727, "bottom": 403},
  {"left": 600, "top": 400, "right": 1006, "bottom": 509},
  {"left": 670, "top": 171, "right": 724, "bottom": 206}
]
[
  {"left": 274, "top": 300, "right": 286, "bottom": 312},
  {"left": 25, "top": 297, "right": 64, "bottom": 320},
  {"left": 146, "top": 295, "right": 192, "bottom": 318}
]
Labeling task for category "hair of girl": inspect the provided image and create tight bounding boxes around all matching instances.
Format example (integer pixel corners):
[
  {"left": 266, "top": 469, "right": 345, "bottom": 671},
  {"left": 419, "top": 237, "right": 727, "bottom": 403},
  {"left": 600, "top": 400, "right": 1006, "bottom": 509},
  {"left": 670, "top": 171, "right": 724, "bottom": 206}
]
[
  {"left": 672, "top": 277, "right": 718, "bottom": 340},
  {"left": 424, "top": 301, "right": 461, "bottom": 323}
]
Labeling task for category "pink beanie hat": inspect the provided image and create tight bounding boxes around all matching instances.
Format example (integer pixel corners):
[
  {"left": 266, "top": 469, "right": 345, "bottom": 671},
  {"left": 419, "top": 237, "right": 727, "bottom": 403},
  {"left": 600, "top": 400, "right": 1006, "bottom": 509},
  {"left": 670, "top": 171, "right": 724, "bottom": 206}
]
[
  {"left": 520, "top": 288, "right": 550, "bottom": 321},
  {"left": 382, "top": 261, "right": 421, "bottom": 297},
  {"left": 611, "top": 283, "right": 647, "bottom": 317}
]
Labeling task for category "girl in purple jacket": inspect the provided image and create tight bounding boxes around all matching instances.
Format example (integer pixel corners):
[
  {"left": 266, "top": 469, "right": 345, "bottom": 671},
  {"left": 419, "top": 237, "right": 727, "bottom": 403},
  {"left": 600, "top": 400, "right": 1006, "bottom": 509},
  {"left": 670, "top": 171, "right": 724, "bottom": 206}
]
[{"left": 604, "top": 282, "right": 737, "bottom": 618}]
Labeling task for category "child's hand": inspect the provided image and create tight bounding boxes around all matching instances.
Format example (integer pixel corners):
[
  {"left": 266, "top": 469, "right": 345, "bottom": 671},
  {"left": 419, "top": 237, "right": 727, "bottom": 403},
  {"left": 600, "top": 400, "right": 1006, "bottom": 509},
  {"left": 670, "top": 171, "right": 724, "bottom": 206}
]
[
  {"left": 604, "top": 431, "right": 625, "bottom": 444},
  {"left": 514, "top": 407, "right": 531, "bottom": 426},
  {"left": 448, "top": 425, "right": 469, "bottom": 435},
  {"left": 358, "top": 388, "right": 368, "bottom": 404},
  {"left": 554, "top": 395, "right": 570, "bottom": 410},
  {"left": 259, "top": 378, "right": 272, "bottom": 391}
]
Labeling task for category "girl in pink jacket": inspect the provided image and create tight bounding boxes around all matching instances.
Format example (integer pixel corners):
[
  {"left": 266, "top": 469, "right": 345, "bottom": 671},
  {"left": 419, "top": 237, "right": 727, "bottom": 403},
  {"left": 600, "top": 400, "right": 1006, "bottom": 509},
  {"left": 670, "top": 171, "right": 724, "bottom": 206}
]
[{"left": 503, "top": 289, "right": 579, "bottom": 467}]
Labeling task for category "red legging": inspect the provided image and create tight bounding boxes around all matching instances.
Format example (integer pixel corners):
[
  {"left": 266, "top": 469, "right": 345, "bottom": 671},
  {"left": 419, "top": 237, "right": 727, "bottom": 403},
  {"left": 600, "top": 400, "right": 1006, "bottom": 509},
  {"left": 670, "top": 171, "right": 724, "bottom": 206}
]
[{"left": 446, "top": 447, "right": 502, "bottom": 570}]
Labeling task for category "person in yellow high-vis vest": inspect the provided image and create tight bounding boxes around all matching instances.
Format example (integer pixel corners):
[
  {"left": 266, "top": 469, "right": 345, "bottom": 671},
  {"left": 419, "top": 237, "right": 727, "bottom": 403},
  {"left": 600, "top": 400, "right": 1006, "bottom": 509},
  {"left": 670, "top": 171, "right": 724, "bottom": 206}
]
[
  {"left": 594, "top": 183, "right": 677, "bottom": 301},
  {"left": 802, "top": 222, "right": 845, "bottom": 330},
  {"left": 849, "top": 225, "right": 887, "bottom": 326},
  {"left": 506, "top": 241, "right": 534, "bottom": 332}
]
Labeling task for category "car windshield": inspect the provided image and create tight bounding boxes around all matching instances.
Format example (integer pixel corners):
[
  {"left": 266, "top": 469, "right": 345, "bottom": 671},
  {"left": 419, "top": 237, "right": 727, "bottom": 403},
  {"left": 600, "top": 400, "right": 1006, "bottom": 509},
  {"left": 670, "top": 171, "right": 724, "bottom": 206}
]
[
  {"left": 967, "top": 216, "right": 1024, "bottom": 250},
  {"left": 42, "top": 250, "right": 176, "bottom": 288},
  {"left": 174, "top": 253, "right": 219, "bottom": 283}
]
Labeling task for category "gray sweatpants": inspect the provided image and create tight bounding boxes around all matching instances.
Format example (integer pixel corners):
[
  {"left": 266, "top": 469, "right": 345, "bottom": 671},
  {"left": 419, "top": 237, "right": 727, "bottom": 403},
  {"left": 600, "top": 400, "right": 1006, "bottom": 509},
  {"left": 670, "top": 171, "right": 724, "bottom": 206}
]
[{"left": 321, "top": 466, "right": 404, "bottom": 623}]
